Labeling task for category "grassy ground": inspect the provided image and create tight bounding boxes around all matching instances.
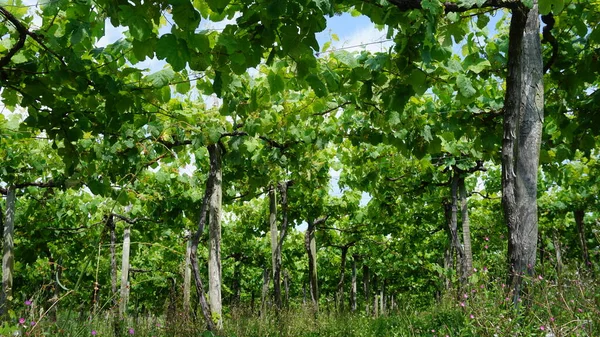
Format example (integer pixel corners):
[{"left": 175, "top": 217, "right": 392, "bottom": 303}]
[{"left": 2, "top": 273, "right": 598, "bottom": 336}]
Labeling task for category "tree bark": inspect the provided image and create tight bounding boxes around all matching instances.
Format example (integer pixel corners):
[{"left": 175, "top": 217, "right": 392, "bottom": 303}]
[
  {"left": 183, "top": 230, "right": 192, "bottom": 313},
  {"left": 552, "top": 232, "right": 563, "bottom": 277},
  {"left": 190, "top": 144, "right": 221, "bottom": 332},
  {"left": 336, "top": 246, "right": 349, "bottom": 312},
  {"left": 459, "top": 176, "right": 473, "bottom": 280},
  {"left": 119, "top": 226, "right": 131, "bottom": 319},
  {"left": 230, "top": 257, "right": 241, "bottom": 305},
  {"left": 260, "top": 268, "right": 270, "bottom": 318},
  {"left": 273, "top": 182, "right": 290, "bottom": 309},
  {"left": 450, "top": 173, "right": 465, "bottom": 283},
  {"left": 363, "top": 264, "right": 370, "bottom": 314},
  {"left": 269, "top": 186, "right": 278, "bottom": 309},
  {"left": 372, "top": 274, "right": 378, "bottom": 317},
  {"left": 208, "top": 144, "right": 223, "bottom": 329},
  {"left": 502, "top": 0, "right": 544, "bottom": 303},
  {"left": 109, "top": 216, "right": 117, "bottom": 303},
  {"left": 1, "top": 187, "right": 16, "bottom": 318},
  {"left": 350, "top": 254, "right": 358, "bottom": 312},
  {"left": 574, "top": 210, "right": 592, "bottom": 273},
  {"left": 305, "top": 216, "right": 326, "bottom": 311}
]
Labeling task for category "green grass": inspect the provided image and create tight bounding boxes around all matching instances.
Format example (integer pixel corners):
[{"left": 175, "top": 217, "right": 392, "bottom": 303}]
[{"left": 2, "top": 273, "right": 598, "bottom": 337}]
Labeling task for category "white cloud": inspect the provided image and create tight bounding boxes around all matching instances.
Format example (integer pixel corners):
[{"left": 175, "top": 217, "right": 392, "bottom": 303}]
[{"left": 329, "top": 25, "right": 394, "bottom": 54}]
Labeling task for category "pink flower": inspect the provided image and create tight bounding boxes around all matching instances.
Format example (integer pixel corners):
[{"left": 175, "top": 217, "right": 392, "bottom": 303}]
[
  {"left": 470, "top": 314, "right": 474, "bottom": 319},
  {"left": 484, "top": 245, "right": 488, "bottom": 249},
  {"left": 19, "top": 318, "right": 25, "bottom": 324},
  {"left": 25, "top": 300, "right": 32, "bottom": 306},
  {"left": 540, "top": 326, "right": 545, "bottom": 331},
  {"left": 30, "top": 321, "right": 35, "bottom": 326},
  {"left": 463, "top": 293, "right": 468, "bottom": 299},
  {"left": 460, "top": 302, "right": 465, "bottom": 307},
  {"left": 538, "top": 275, "right": 543, "bottom": 280},
  {"left": 550, "top": 317, "right": 555, "bottom": 322},
  {"left": 91, "top": 330, "right": 97, "bottom": 335},
  {"left": 128, "top": 328, "right": 135, "bottom": 335},
  {"left": 483, "top": 267, "right": 488, "bottom": 272},
  {"left": 484, "top": 237, "right": 489, "bottom": 241},
  {"left": 578, "top": 308, "right": 583, "bottom": 313}
]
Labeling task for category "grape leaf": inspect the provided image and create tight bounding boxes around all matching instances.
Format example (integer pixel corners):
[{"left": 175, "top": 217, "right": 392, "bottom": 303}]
[
  {"left": 456, "top": 74, "right": 476, "bottom": 98},
  {"left": 146, "top": 68, "right": 176, "bottom": 88}
]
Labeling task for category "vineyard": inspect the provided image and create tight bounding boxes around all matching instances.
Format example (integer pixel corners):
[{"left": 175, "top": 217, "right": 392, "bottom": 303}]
[{"left": 1, "top": 0, "right": 599, "bottom": 336}]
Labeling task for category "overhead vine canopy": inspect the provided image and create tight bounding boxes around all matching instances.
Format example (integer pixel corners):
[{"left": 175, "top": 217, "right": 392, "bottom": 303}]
[{"left": 1, "top": 0, "right": 599, "bottom": 334}]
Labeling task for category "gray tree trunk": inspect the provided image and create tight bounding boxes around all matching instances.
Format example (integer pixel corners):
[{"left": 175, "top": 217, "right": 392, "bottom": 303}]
[
  {"left": 363, "top": 264, "right": 370, "bottom": 314},
  {"left": 553, "top": 232, "right": 563, "bottom": 277},
  {"left": 183, "top": 230, "right": 192, "bottom": 313},
  {"left": 459, "top": 176, "right": 473, "bottom": 280},
  {"left": 336, "top": 246, "right": 348, "bottom": 312},
  {"left": 574, "top": 210, "right": 592, "bottom": 273},
  {"left": 1, "top": 187, "right": 16, "bottom": 318},
  {"left": 305, "top": 216, "right": 326, "bottom": 311},
  {"left": 190, "top": 144, "right": 221, "bottom": 332},
  {"left": 260, "top": 268, "right": 270, "bottom": 318},
  {"left": 273, "top": 182, "right": 290, "bottom": 309},
  {"left": 350, "top": 254, "right": 358, "bottom": 312},
  {"left": 269, "top": 186, "right": 278, "bottom": 309},
  {"left": 119, "top": 226, "right": 131, "bottom": 319},
  {"left": 208, "top": 144, "right": 223, "bottom": 329},
  {"left": 502, "top": 0, "right": 544, "bottom": 303}
]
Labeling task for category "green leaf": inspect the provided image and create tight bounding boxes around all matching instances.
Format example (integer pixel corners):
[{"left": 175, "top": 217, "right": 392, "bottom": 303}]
[
  {"left": 306, "top": 74, "right": 328, "bottom": 98},
  {"left": 333, "top": 50, "right": 358, "bottom": 68},
  {"left": 119, "top": 5, "right": 152, "bottom": 41},
  {"left": 464, "top": 56, "right": 491, "bottom": 74},
  {"left": 213, "top": 71, "right": 223, "bottom": 97},
  {"left": 408, "top": 69, "right": 428, "bottom": 95},
  {"left": 422, "top": 0, "right": 443, "bottom": 15},
  {"left": 456, "top": 74, "right": 476, "bottom": 98},
  {"left": 206, "top": 0, "right": 230, "bottom": 13},
  {"left": 156, "top": 34, "right": 190, "bottom": 71},
  {"left": 172, "top": 2, "right": 201, "bottom": 30},
  {"left": 267, "top": 71, "right": 285, "bottom": 94},
  {"left": 146, "top": 68, "right": 175, "bottom": 88}
]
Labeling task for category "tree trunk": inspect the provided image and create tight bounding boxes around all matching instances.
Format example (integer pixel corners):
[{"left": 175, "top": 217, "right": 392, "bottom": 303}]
[
  {"left": 108, "top": 216, "right": 117, "bottom": 300},
  {"left": 502, "top": 0, "right": 544, "bottom": 303},
  {"left": 108, "top": 215, "right": 121, "bottom": 336},
  {"left": 459, "top": 176, "right": 473, "bottom": 280},
  {"left": 273, "top": 182, "right": 290, "bottom": 309},
  {"left": 190, "top": 144, "right": 221, "bottom": 332},
  {"left": 269, "top": 186, "right": 278, "bottom": 309},
  {"left": 450, "top": 173, "right": 465, "bottom": 283},
  {"left": 336, "top": 246, "right": 349, "bottom": 312},
  {"left": 208, "top": 144, "right": 223, "bottom": 329},
  {"left": 552, "top": 232, "right": 563, "bottom": 277},
  {"left": 260, "top": 268, "right": 270, "bottom": 318},
  {"left": 443, "top": 202, "right": 454, "bottom": 290},
  {"left": 305, "top": 216, "right": 326, "bottom": 311},
  {"left": 119, "top": 226, "right": 131, "bottom": 319},
  {"left": 183, "top": 230, "right": 192, "bottom": 313},
  {"left": 350, "top": 254, "right": 358, "bottom": 312},
  {"left": 283, "top": 269, "right": 290, "bottom": 308},
  {"left": 574, "top": 210, "right": 592, "bottom": 273},
  {"left": 380, "top": 279, "right": 385, "bottom": 316},
  {"left": 363, "top": 264, "right": 370, "bottom": 314},
  {"left": 1, "top": 187, "right": 16, "bottom": 318},
  {"left": 230, "top": 258, "right": 241, "bottom": 305},
  {"left": 372, "top": 274, "right": 378, "bottom": 317}
]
